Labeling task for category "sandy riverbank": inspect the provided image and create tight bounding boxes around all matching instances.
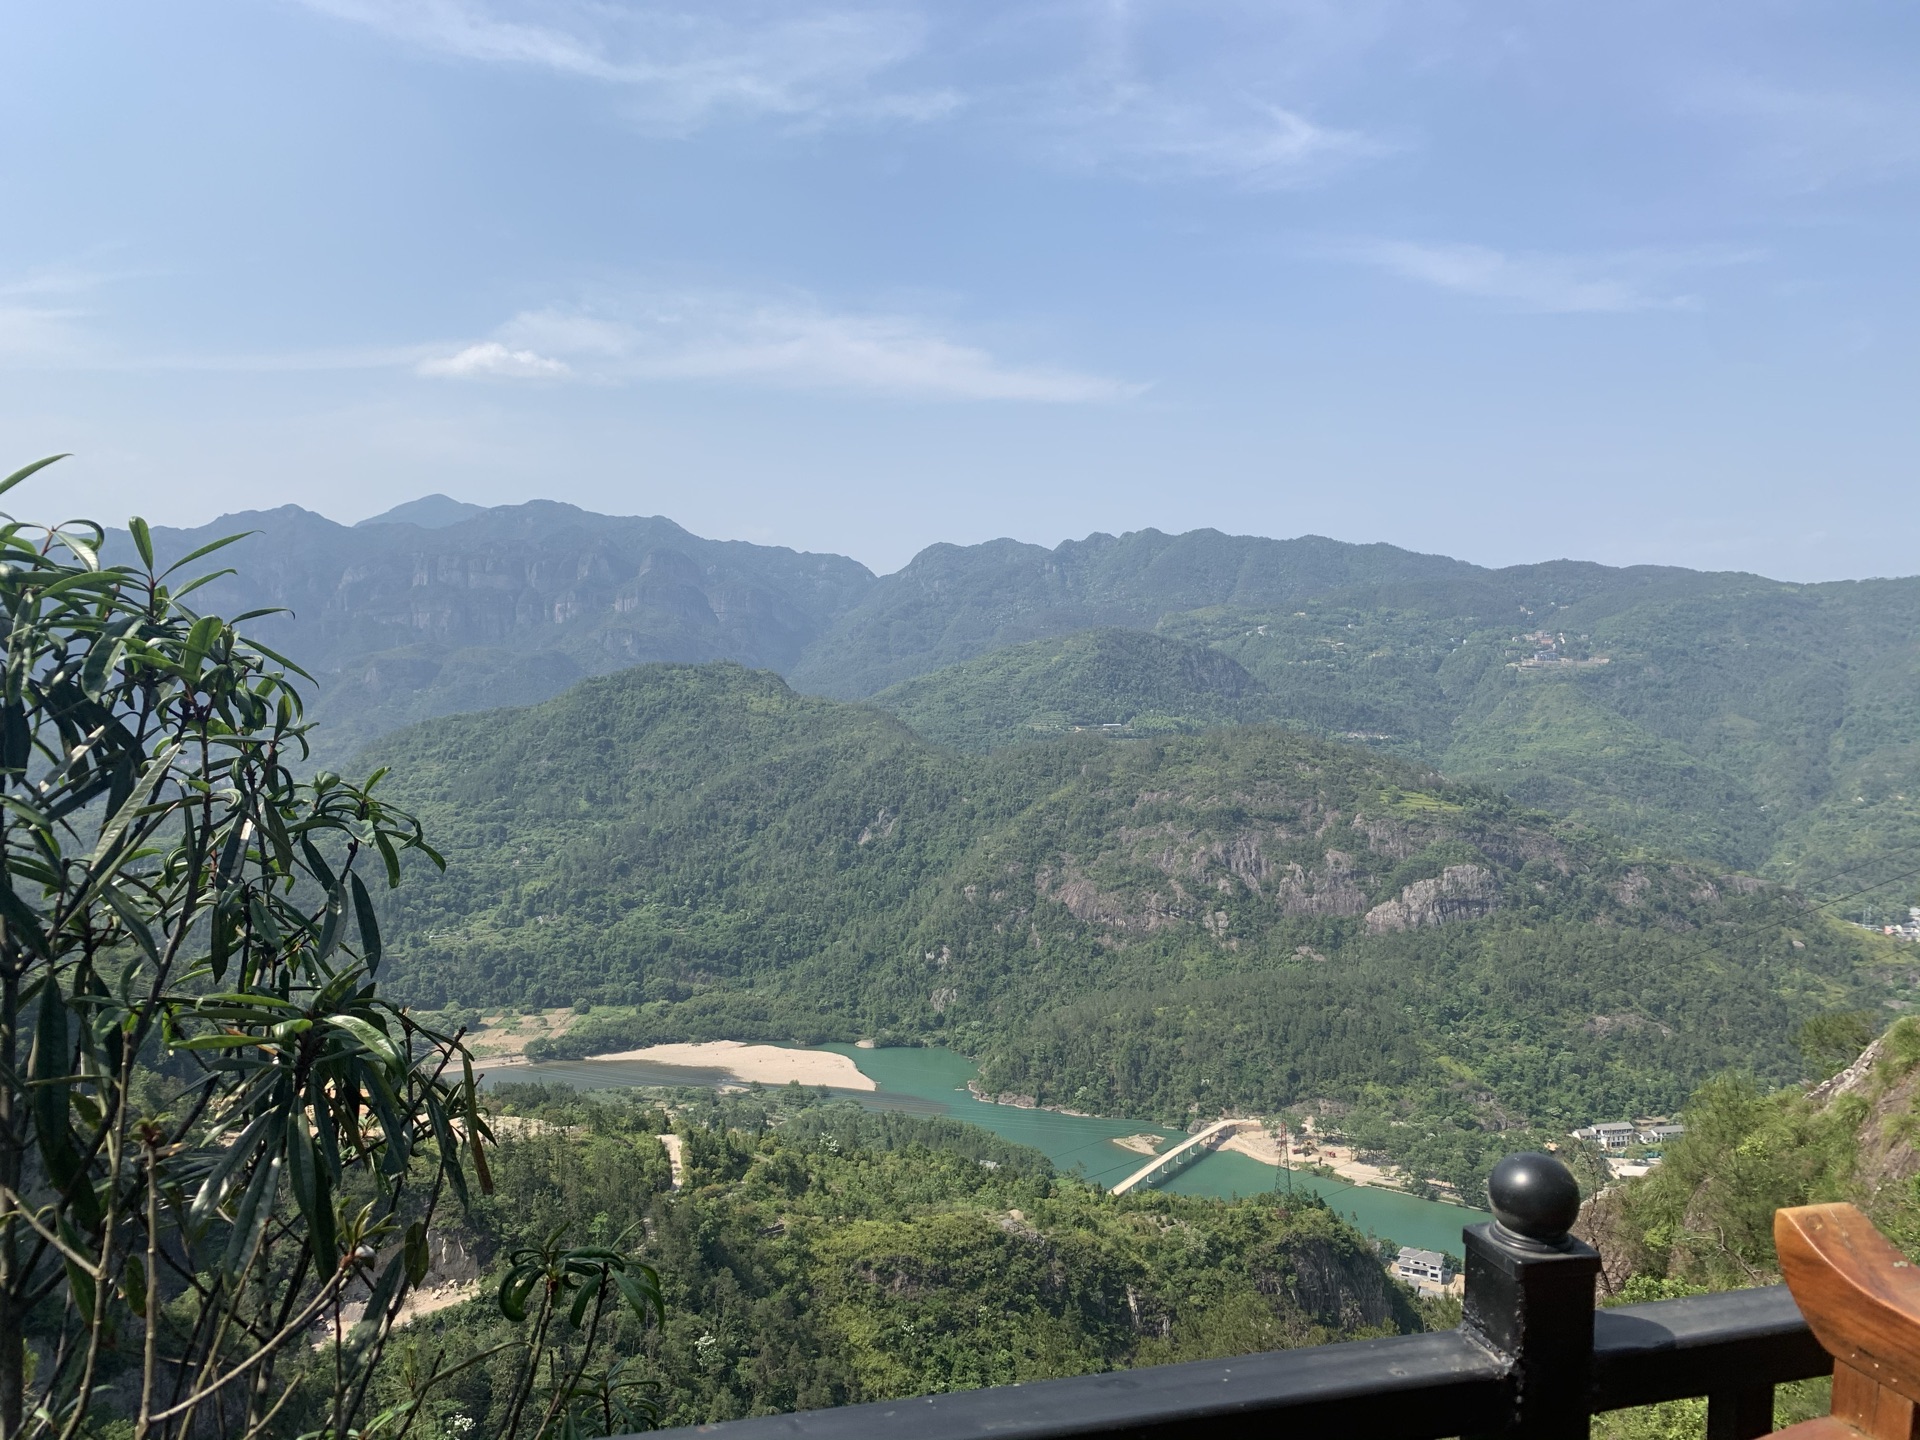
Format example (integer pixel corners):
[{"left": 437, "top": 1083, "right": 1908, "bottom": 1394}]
[
  {"left": 487, "top": 1040, "right": 877, "bottom": 1091},
  {"left": 1210, "top": 1126, "right": 1405, "bottom": 1190}
]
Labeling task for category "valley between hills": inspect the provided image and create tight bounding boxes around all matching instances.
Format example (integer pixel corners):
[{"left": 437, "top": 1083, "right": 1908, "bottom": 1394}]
[{"left": 103, "top": 494, "right": 1920, "bottom": 1211}]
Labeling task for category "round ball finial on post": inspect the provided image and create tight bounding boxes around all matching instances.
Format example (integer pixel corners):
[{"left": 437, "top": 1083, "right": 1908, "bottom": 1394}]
[{"left": 1487, "top": 1151, "right": 1581, "bottom": 1244}]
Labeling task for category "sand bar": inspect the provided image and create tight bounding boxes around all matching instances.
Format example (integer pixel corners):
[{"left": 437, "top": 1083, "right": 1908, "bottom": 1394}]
[{"left": 571, "top": 1040, "right": 877, "bottom": 1091}]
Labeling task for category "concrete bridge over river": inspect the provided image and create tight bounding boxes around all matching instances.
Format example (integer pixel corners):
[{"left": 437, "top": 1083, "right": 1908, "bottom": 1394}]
[{"left": 1109, "top": 1118, "right": 1266, "bottom": 1195}]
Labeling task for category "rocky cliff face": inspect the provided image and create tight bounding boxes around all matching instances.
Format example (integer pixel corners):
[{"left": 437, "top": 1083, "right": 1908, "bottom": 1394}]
[
  {"left": 1364, "top": 864, "right": 1501, "bottom": 934},
  {"left": 1273, "top": 1235, "right": 1409, "bottom": 1332}
]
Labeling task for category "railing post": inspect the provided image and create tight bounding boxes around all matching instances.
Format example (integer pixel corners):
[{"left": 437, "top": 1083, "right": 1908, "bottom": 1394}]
[
  {"left": 1705, "top": 1383, "right": 1775, "bottom": 1440},
  {"left": 1462, "top": 1152, "right": 1602, "bottom": 1439}
]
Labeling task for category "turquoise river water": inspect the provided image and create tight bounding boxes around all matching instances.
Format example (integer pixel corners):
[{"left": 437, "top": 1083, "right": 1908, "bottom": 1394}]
[{"left": 483, "top": 1044, "right": 1488, "bottom": 1259}]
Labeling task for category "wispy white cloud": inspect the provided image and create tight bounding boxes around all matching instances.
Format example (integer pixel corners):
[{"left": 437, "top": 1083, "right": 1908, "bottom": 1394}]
[
  {"left": 295, "top": 0, "right": 1386, "bottom": 185},
  {"left": 421, "top": 293, "right": 1142, "bottom": 402},
  {"left": 296, "top": 0, "right": 958, "bottom": 130},
  {"left": 416, "top": 341, "right": 570, "bottom": 378},
  {"left": 1027, "top": 0, "right": 1395, "bottom": 186},
  {"left": 1048, "top": 91, "right": 1386, "bottom": 186},
  {"left": 0, "top": 266, "right": 128, "bottom": 365},
  {"left": 0, "top": 260, "right": 1129, "bottom": 402},
  {"left": 1340, "top": 240, "right": 1755, "bottom": 313}
]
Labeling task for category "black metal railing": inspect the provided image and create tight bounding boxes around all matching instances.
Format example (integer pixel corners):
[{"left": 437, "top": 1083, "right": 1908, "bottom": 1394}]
[{"left": 641, "top": 1153, "right": 1832, "bottom": 1440}]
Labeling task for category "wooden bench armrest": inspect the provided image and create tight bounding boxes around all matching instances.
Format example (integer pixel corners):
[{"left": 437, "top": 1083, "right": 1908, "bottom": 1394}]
[{"left": 1777, "top": 1204, "right": 1920, "bottom": 1409}]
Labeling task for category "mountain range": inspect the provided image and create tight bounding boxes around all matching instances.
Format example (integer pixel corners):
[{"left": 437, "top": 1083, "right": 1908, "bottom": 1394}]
[{"left": 120, "top": 496, "right": 1920, "bottom": 902}]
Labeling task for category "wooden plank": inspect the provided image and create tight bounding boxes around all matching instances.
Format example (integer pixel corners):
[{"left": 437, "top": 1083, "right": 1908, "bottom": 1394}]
[{"left": 1834, "top": 1363, "right": 1920, "bottom": 1440}]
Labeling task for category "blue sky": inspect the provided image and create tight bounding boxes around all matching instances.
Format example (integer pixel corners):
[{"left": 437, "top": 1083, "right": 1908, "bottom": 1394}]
[{"left": 2, "top": 1, "right": 1915, "bottom": 579}]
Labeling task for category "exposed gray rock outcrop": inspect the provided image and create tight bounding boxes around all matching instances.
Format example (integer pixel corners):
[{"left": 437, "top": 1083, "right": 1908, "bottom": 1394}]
[{"left": 1364, "top": 864, "right": 1499, "bottom": 934}]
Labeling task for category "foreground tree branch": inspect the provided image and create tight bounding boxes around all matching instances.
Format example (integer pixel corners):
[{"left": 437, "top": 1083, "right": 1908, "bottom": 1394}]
[{"left": 0, "top": 455, "right": 490, "bottom": 1439}]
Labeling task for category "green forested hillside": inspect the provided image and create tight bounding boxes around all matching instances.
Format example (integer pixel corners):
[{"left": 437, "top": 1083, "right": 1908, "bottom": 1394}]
[
  {"left": 861, "top": 572, "right": 1920, "bottom": 902},
  {"left": 869, "top": 629, "right": 1266, "bottom": 750},
  {"left": 1190, "top": 578, "right": 1920, "bottom": 896},
  {"left": 386, "top": 1085, "right": 1424, "bottom": 1432},
  {"left": 368, "top": 663, "right": 1898, "bottom": 1196}
]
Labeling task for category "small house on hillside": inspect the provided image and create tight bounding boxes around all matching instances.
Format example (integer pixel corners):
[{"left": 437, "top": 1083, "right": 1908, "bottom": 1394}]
[{"left": 1392, "top": 1248, "right": 1453, "bottom": 1296}]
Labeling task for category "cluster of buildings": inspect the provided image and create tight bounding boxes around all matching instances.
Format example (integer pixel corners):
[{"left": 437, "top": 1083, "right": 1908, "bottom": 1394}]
[
  {"left": 1872, "top": 907, "right": 1920, "bottom": 942},
  {"left": 1509, "top": 629, "right": 1611, "bottom": 671},
  {"left": 1572, "top": 1120, "right": 1686, "bottom": 1152},
  {"left": 1570, "top": 1119, "right": 1686, "bottom": 1180}
]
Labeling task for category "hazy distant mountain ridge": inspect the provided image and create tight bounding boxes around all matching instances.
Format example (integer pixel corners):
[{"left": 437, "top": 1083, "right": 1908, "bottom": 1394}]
[
  {"left": 787, "top": 529, "right": 1483, "bottom": 697},
  {"left": 115, "top": 499, "right": 876, "bottom": 761},
  {"left": 355, "top": 493, "right": 490, "bottom": 528}
]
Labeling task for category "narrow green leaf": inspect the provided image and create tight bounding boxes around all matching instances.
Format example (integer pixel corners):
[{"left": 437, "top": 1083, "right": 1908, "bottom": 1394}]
[
  {"left": 348, "top": 1253, "right": 408, "bottom": 1350},
  {"left": 328, "top": 1013, "right": 400, "bottom": 1068},
  {"left": 209, "top": 902, "right": 235, "bottom": 983},
  {"left": 170, "top": 566, "right": 237, "bottom": 601},
  {"left": 498, "top": 1266, "right": 541, "bottom": 1323},
  {"left": 157, "top": 529, "right": 256, "bottom": 580},
  {"left": 285, "top": 1117, "right": 338, "bottom": 1269},
  {"left": 306, "top": 1068, "right": 342, "bottom": 1180},
  {"left": 349, "top": 872, "right": 382, "bottom": 971},
  {"left": 53, "top": 530, "right": 99, "bottom": 569},
  {"left": 0, "top": 880, "right": 50, "bottom": 958},
  {"left": 423, "top": 1090, "right": 470, "bottom": 1208},
  {"left": 123, "top": 1252, "right": 148, "bottom": 1313},
  {"left": 374, "top": 830, "right": 402, "bottom": 888},
  {"left": 568, "top": 1276, "right": 596, "bottom": 1328},
  {"left": 222, "top": 1150, "right": 283, "bottom": 1277},
  {"left": 0, "top": 453, "right": 70, "bottom": 497},
  {"left": 102, "top": 886, "right": 160, "bottom": 965},
  {"left": 29, "top": 976, "right": 89, "bottom": 1223},
  {"left": 613, "top": 1266, "right": 665, "bottom": 1327},
  {"left": 298, "top": 835, "right": 338, "bottom": 894},
  {"left": 169, "top": 1033, "right": 266, "bottom": 1051},
  {"left": 189, "top": 1110, "right": 276, "bottom": 1233},
  {"left": 247, "top": 894, "right": 283, "bottom": 949},
  {"left": 358, "top": 1063, "right": 412, "bottom": 1176},
  {"left": 77, "top": 633, "right": 127, "bottom": 701},
  {"left": 403, "top": 1221, "right": 430, "bottom": 1287},
  {"left": 128, "top": 516, "right": 155, "bottom": 569}
]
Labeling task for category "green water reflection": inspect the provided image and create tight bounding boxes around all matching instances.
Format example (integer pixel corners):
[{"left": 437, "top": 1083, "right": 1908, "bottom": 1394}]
[{"left": 482, "top": 1045, "right": 1487, "bottom": 1258}]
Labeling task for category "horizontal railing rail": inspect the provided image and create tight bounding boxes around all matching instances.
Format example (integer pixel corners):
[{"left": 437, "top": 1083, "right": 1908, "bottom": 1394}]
[
  {"left": 659, "top": 1284, "right": 1825, "bottom": 1440},
  {"left": 622, "top": 1154, "right": 1844, "bottom": 1440}
]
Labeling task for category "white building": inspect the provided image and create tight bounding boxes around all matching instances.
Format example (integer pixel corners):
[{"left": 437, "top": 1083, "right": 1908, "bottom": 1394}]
[
  {"left": 1393, "top": 1248, "right": 1452, "bottom": 1294},
  {"left": 1572, "top": 1122, "right": 1639, "bottom": 1152},
  {"left": 1638, "top": 1123, "right": 1685, "bottom": 1146}
]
